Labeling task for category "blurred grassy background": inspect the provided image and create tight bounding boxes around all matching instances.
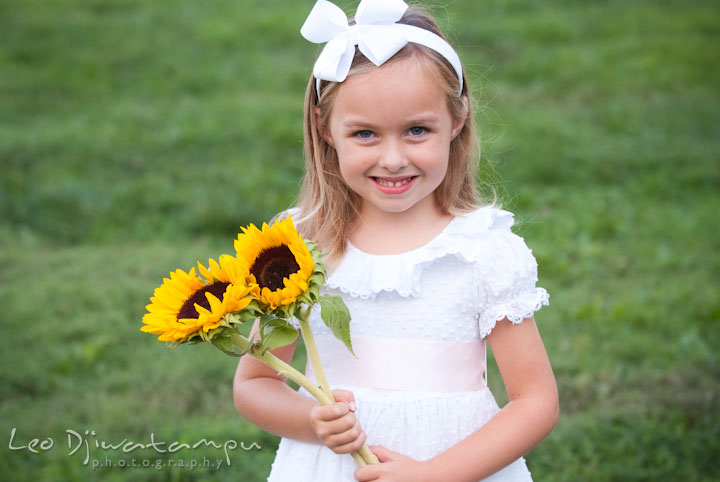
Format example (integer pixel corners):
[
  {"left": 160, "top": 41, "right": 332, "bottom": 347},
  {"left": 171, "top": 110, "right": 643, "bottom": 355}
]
[{"left": 1, "top": 0, "right": 718, "bottom": 480}]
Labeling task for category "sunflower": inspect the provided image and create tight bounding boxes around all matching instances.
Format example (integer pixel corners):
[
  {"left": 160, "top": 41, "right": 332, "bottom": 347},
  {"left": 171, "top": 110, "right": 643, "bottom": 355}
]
[
  {"left": 234, "top": 216, "right": 315, "bottom": 309},
  {"left": 141, "top": 255, "right": 253, "bottom": 343}
]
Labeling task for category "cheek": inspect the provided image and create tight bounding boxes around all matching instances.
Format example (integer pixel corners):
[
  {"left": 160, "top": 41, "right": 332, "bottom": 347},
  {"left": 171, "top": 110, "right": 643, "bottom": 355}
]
[
  {"left": 336, "top": 152, "right": 364, "bottom": 189},
  {"left": 336, "top": 159, "right": 353, "bottom": 182},
  {"left": 336, "top": 145, "right": 370, "bottom": 175},
  {"left": 429, "top": 161, "right": 450, "bottom": 189},
  {"left": 416, "top": 142, "right": 451, "bottom": 176}
]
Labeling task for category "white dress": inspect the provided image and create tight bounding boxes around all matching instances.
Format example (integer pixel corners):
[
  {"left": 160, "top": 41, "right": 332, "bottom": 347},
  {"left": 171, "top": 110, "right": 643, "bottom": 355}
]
[{"left": 267, "top": 207, "right": 550, "bottom": 482}]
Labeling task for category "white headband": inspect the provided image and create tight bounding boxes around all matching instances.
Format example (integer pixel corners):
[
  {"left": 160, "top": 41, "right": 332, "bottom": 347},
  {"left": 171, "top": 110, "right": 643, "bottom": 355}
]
[{"left": 301, "top": 0, "right": 464, "bottom": 97}]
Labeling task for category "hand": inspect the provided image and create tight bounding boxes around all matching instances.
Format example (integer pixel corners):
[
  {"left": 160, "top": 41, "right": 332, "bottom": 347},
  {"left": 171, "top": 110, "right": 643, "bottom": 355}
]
[
  {"left": 355, "top": 446, "right": 433, "bottom": 482},
  {"left": 309, "top": 389, "right": 367, "bottom": 454}
]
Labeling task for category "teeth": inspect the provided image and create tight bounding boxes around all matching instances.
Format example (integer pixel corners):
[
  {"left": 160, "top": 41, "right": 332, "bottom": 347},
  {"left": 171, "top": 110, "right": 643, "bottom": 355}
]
[{"left": 375, "top": 177, "right": 414, "bottom": 187}]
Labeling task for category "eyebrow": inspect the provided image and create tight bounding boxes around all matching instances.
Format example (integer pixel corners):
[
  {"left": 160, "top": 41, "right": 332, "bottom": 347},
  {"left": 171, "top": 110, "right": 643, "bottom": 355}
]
[
  {"left": 407, "top": 115, "right": 442, "bottom": 125},
  {"left": 340, "top": 119, "right": 378, "bottom": 130},
  {"left": 340, "top": 114, "right": 442, "bottom": 130}
]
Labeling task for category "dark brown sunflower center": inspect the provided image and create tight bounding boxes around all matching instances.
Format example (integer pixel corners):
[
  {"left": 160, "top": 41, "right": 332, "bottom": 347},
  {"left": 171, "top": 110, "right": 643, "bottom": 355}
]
[
  {"left": 250, "top": 245, "right": 300, "bottom": 292},
  {"left": 177, "top": 282, "right": 230, "bottom": 320}
]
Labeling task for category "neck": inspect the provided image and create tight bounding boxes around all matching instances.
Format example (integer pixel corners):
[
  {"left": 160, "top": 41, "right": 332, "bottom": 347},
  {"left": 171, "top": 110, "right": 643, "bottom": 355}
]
[{"left": 350, "top": 199, "right": 453, "bottom": 255}]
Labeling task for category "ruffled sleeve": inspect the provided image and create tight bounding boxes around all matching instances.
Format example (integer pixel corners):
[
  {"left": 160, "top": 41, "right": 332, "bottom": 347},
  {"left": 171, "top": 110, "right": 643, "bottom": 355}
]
[{"left": 475, "top": 212, "right": 549, "bottom": 338}]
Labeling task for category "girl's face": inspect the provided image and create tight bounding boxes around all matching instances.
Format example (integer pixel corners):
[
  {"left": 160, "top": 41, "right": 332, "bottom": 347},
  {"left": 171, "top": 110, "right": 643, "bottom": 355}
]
[{"left": 323, "top": 56, "right": 465, "bottom": 219}]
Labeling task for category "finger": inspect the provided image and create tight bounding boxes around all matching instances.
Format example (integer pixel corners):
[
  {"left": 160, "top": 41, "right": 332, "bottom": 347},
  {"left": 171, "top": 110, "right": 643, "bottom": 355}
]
[
  {"left": 328, "top": 429, "right": 367, "bottom": 455},
  {"left": 313, "top": 412, "right": 360, "bottom": 443},
  {"left": 331, "top": 389, "right": 357, "bottom": 412},
  {"left": 370, "top": 445, "right": 400, "bottom": 463},
  {"left": 320, "top": 413, "right": 360, "bottom": 440},
  {"left": 354, "top": 464, "right": 381, "bottom": 482},
  {"left": 312, "top": 401, "right": 351, "bottom": 422},
  {"left": 324, "top": 419, "right": 363, "bottom": 446}
]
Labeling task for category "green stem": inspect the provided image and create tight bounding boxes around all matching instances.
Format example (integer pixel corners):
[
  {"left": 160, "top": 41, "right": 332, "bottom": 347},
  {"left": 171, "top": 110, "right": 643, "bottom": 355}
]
[
  {"left": 298, "top": 319, "right": 332, "bottom": 399},
  {"left": 230, "top": 334, "right": 374, "bottom": 467},
  {"left": 296, "top": 319, "right": 379, "bottom": 466},
  {"left": 231, "top": 334, "right": 330, "bottom": 403}
]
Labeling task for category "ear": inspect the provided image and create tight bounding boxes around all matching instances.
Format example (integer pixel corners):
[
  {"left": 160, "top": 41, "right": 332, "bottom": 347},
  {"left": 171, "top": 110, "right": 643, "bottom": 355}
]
[
  {"left": 314, "top": 106, "right": 334, "bottom": 146},
  {"left": 451, "top": 96, "right": 469, "bottom": 140}
]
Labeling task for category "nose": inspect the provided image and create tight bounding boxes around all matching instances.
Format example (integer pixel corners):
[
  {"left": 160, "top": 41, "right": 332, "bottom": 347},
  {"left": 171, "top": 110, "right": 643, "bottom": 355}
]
[{"left": 377, "top": 139, "right": 409, "bottom": 172}]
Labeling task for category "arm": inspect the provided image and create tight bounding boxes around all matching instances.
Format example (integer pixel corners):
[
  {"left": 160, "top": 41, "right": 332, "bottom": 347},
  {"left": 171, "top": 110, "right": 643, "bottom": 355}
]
[
  {"left": 233, "top": 326, "right": 317, "bottom": 442},
  {"left": 355, "top": 317, "right": 558, "bottom": 482},
  {"left": 233, "top": 321, "right": 367, "bottom": 452}
]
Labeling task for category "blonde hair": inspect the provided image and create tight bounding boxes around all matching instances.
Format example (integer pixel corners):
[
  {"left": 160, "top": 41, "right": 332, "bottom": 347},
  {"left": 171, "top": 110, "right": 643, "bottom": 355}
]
[{"left": 294, "top": 5, "right": 483, "bottom": 260}]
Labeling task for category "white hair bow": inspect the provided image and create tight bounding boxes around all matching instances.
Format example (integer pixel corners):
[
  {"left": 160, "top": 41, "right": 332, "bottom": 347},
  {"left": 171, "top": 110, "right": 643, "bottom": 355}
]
[{"left": 301, "top": 0, "right": 463, "bottom": 95}]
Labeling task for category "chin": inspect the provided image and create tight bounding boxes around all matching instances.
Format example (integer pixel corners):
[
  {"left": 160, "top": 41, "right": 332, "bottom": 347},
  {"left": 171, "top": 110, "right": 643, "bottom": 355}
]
[{"left": 369, "top": 201, "right": 420, "bottom": 215}]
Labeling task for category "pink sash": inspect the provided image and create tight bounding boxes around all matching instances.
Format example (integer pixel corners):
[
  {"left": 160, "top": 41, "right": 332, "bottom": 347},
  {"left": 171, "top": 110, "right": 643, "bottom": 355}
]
[{"left": 305, "top": 334, "right": 486, "bottom": 392}]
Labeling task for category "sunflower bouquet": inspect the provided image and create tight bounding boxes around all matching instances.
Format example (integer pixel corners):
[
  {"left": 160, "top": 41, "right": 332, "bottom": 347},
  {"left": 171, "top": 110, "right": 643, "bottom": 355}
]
[{"left": 141, "top": 216, "right": 377, "bottom": 466}]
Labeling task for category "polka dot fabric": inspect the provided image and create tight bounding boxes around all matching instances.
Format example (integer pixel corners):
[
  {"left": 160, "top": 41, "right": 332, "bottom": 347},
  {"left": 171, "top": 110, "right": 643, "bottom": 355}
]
[{"left": 267, "top": 207, "right": 547, "bottom": 481}]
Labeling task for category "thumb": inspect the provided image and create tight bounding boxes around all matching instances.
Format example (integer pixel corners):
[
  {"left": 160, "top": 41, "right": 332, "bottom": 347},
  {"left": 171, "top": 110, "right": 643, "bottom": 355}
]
[
  {"left": 330, "top": 389, "right": 356, "bottom": 412},
  {"left": 369, "top": 445, "right": 403, "bottom": 463}
]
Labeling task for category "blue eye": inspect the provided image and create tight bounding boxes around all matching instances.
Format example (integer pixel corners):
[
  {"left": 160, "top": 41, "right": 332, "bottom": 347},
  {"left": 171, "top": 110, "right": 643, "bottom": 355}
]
[
  {"left": 355, "top": 130, "right": 373, "bottom": 139},
  {"left": 409, "top": 126, "right": 426, "bottom": 136}
]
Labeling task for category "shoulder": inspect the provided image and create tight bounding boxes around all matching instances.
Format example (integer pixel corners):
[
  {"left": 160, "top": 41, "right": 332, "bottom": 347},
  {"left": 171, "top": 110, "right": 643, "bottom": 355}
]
[
  {"left": 451, "top": 205, "right": 514, "bottom": 233},
  {"left": 451, "top": 206, "right": 530, "bottom": 254},
  {"left": 443, "top": 207, "right": 540, "bottom": 286}
]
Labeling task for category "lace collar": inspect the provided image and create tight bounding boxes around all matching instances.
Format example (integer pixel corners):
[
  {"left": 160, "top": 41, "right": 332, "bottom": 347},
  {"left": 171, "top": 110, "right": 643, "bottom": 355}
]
[{"left": 326, "top": 207, "right": 513, "bottom": 299}]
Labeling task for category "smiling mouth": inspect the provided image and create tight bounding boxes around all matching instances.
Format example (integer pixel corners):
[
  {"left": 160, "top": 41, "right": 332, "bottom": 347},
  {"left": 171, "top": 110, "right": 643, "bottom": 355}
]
[{"left": 371, "top": 176, "right": 418, "bottom": 187}]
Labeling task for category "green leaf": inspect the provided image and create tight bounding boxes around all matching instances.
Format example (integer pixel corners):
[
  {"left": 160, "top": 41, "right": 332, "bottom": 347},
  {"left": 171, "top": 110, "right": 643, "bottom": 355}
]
[
  {"left": 307, "top": 282, "right": 320, "bottom": 303},
  {"left": 210, "top": 334, "right": 233, "bottom": 354},
  {"left": 298, "top": 293, "right": 312, "bottom": 306},
  {"left": 261, "top": 320, "right": 299, "bottom": 351},
  {"left": 237, "top": 309, "right": 259, "bottom": 323},
  {"left": 231, "top": 345, "right": 250, "bottom": 357},
  {"left": 310, "top": 272, "right": 325, "bottom": 286},
  {"left": 258, "top": 313, "right": 279, "bottom": 339},
  {"left": 242, "top": 300, "right": 264, "bottom": 316},
  {"left": 318, "top": 294, "right": 354, "bottom": 356}
]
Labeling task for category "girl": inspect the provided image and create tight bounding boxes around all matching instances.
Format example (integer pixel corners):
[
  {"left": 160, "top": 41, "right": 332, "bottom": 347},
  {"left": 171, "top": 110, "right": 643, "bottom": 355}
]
[{"left": 234, "top": 1, "right": 558, "bottom": 481}]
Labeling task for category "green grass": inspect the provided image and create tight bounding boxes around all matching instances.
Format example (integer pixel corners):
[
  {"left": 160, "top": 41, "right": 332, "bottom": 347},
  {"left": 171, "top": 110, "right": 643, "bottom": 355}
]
[{"left": 1, "top": 0, "right": 719, "bottom": 480}]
